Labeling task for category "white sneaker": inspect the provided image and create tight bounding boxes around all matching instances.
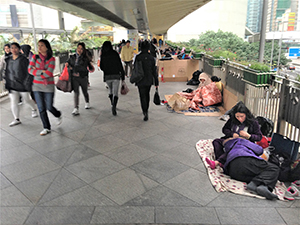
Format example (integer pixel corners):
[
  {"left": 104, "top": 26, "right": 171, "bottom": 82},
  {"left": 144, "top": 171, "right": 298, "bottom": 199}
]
[
  {"left": 57, "top": 116, "right": 62, "bottom": 125},
  {"left": 9, "top": 119, "right": 21, "bottom": 127},
  {"left": 32, "top": 110, "right": 38, "bottom": 118},
  {"left": 72, "top": 108, "right": 79, "bottom": 115},
  {"left": 40, "top": 129, "right": 51, "bottom": 136},
  {"left": 85, "top": 103, "right": 91, "bottom": 109}
]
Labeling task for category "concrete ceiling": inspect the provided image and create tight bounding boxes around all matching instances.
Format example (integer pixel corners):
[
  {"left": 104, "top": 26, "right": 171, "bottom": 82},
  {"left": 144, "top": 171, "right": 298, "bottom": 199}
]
[{"left": 20, "top": 0, "right": 211, "bottom": 35}]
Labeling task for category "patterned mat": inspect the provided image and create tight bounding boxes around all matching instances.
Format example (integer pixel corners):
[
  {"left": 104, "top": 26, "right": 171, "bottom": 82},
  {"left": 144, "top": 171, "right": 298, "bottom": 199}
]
[
  {"left": 196, "top": 139, "right": 287, "bottom": 201},
  {"left": 165, "top": 95, "right": 225, "bottom": 116}
]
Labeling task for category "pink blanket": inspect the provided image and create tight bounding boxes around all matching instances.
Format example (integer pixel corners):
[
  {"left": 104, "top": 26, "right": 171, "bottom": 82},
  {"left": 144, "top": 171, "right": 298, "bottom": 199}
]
[{"left": 178, "top": 82, "right": 222, "bottom": 109}]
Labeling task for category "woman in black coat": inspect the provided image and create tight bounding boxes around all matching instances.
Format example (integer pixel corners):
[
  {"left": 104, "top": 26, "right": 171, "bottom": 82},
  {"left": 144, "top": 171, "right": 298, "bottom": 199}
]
[
  {"left": 4, "top": 42, "right": 37, "bottom": 126},
  {"left": 100, "top": 41, "right": 125, "bottom": 116},
  {"left": 66, "top": 42, "right": 93, "bottom": 115},
  {"left": 134, "top": 40, "right": 159, "bottom": 121}
]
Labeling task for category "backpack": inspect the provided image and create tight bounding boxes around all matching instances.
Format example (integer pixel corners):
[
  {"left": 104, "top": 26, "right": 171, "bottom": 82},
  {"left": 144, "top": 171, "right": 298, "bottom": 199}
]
[
  {"left": 255, "top": 116, "right": 274, "bottom": 137},
  {"left": 130, "top": 60, "right": 144, "bottom": 84}
]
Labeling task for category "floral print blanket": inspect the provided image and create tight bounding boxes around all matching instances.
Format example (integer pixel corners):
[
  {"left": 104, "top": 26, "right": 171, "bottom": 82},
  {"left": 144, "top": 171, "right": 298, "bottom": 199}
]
[{"left": 196, "top": 139, "right": 287, "bottom": 201}]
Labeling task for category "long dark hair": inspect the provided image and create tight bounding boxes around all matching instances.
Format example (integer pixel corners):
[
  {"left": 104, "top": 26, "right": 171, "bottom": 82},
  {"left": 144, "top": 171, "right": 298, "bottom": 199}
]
[
  {"left": 230, "top": 101, "right": 255, "bottom": 126},
  {"left": 101, "top": 41, "right": 113, "bottom": 56},
  {"left": 77, "top": 42, "right": 91, "bottom": 62},
  {"left": 38, "top": 39, "right": 53, "bottom": 60}
]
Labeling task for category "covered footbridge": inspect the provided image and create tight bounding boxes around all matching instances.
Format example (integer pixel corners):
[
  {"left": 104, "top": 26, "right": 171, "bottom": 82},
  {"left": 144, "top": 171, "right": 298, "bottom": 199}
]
[{"left": 21, "top": 0, "right": 211, "bottom": 36}]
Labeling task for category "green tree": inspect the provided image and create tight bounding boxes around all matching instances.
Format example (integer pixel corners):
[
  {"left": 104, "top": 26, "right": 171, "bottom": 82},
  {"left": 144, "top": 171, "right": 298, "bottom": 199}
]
[{"left": 180, "top": 30, "right": 290, "bottom": 66}]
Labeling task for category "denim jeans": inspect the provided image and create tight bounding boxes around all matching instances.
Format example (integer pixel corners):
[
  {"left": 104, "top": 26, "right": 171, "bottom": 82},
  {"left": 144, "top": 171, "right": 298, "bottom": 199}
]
[{"left": 34, "top": 91, "right": 61, "bottom": 130}]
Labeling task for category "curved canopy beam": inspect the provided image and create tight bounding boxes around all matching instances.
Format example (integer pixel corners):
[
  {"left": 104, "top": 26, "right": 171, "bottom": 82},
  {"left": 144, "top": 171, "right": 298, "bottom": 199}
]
[{"left": 20, "top": 0, "right": 211, "bottom": 35}]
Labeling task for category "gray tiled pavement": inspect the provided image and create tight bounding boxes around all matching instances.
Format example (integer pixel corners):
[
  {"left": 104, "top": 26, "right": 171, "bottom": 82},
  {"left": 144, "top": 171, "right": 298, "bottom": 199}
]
[{"left": 0, "top": 68, "right": 299, "bottom": 225}]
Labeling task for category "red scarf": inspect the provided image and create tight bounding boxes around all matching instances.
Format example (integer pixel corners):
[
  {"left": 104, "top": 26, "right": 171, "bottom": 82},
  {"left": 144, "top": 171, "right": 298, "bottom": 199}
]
[{"left": 38, "top": 53, "right": 47, "bottom": 70}]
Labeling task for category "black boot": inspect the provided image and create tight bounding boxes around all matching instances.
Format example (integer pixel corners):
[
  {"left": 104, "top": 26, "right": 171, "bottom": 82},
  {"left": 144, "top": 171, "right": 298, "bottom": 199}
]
[
  {"left": 143, "top": 111, "right": 148, "bottom": 121},
  {"left": 112, "top": 96, "right": 118, "bottom": 116},
  {"left": 108, "top": 94, "right": 113, "bottom": 106}
]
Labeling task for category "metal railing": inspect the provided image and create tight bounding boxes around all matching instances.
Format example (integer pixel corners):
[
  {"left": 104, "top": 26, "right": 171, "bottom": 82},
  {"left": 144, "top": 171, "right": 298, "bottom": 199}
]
[
  {"left": 200, "top": 54, "right": 300, "bottom": 142},
  {"left": 245, "top": 74, "right": 300, "bottom": 142}
]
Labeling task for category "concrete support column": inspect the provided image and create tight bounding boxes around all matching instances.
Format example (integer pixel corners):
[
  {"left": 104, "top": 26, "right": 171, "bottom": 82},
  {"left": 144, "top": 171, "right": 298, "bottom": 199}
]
[{"left": 58, "top": 11, "right": 65, "bottom": 30}]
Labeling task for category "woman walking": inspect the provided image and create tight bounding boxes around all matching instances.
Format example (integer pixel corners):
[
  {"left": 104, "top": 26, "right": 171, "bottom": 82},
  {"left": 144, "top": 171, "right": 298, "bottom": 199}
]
[
  {"left": 100, "top": 41, "right": 125, "bottom": 115},
  {"left": 28, "top": 39, "right": 62, "bottom": 135},
  {"left": 134, "top": 40, "right": 159, "bottom": 121},
  {"left": 4, "top": 42, "right": 38, "bottom": 126},
  {"left": 66, "top": 42, "right": 93, "bottom": 115},
  {"left": 0, "top": 43, "right": 11, "bottom": 93}
]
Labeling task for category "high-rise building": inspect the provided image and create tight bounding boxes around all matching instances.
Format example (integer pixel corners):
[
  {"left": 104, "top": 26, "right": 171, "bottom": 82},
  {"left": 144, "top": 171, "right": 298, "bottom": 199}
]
[
  {"left": 276, "top": 0, "right": 291, "bottom": 18},
  {"left": 246, "top": 0, "right": 263, "bottom": 33},
  {"left": 267, "top": 0, "right": 278, "bottom": 31}
]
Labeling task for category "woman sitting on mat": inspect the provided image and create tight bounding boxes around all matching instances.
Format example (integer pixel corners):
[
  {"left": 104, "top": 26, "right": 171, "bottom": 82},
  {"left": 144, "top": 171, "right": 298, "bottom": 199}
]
[
  {"left": 178, "top": 73, "right": 222, "bottom": 109},
  {"left": 206, "top": 101, "right": 262, "bottom": 169}
]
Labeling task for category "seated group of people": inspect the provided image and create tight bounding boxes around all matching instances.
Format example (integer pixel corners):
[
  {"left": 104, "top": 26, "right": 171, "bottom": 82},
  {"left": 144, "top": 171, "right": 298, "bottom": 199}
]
[{"left": 205, "top": 101, "right": 299, "bottom": 200}]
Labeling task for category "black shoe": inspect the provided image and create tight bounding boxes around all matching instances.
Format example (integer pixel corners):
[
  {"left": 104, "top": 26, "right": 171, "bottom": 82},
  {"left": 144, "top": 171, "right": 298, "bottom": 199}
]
[{"left": 143, "top": 112, "right": 148, "bottom": 121}]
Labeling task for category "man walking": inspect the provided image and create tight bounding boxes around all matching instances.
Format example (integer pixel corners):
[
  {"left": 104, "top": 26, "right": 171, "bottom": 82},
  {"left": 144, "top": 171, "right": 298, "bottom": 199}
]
[{"left": 121, "top": 40, "right": 134, "bottom": 77}]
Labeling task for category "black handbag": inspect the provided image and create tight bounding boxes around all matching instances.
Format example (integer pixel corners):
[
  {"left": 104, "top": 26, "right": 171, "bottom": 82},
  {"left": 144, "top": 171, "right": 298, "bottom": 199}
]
[
  {"left": 23, "top": 74, "right": 34, "bottom": 92},
  {"left": 130, "top": 60, "right": 144, "bottom": 84},
  {"left": 153, "top": 87, "right": 161, "bottom": 105},
  {"left": 269, "top": 133, "right": 300, "bottom": 161}
]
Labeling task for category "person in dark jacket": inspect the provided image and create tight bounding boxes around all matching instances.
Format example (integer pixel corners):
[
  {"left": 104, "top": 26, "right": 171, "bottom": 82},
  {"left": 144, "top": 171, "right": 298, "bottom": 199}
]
[
  {"left": 223, "top": 137, "right": 280, "bottom": 200},
  {"left": 66, "top": 42, "right": 93, "bottom": 115},
  {"left": 206, "top": 101, "right": 262, "bottom": 169},
  {"left": 20, "top": 44, "right": 35, "bottom": 102},
  {"left": 4, "top": 42, "right": 38, "bottom": 126},
  {"left": 100, "top": 41, "right": 125, "bottom": 116},
  {"left": 134, "top": 40, "right": 159, "bottom": 121}
]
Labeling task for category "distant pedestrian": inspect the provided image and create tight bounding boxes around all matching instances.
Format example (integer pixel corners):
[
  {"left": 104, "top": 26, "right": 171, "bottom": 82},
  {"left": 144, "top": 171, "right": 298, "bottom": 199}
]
[
  {"left": 4, "top": 42, "right": 38, "bottom": 127},
  {"left": 0, "top": 43, "right": 11, "bottom": 92},
  {"left": 134, "top": 40, "right": 159, "bottom": 121},
  {"left": 100, "top": 41, "right": 125, "bottom": 116},
  {"left": 28, "top": 39, "right": 62, "bottom": 135},
  {"left": 66, "top": 42, "right": 93, "bottom": 115},
  {"left": 120, "top": 40, "right": 134, "bottom": 77},
  {"left": 159, "top": 39, "right": 163, "bottom": 48}
]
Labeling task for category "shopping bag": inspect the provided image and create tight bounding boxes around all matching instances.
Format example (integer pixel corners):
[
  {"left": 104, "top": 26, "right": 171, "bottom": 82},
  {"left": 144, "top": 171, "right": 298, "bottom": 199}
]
[
  {"left": 153, "top": 87, "right": 161, "bottom": 105},
  {"left": 269, "top": 133, "right": 300, "bottom": 161},
  {"left": 168, "top": 93, "right": 190, "bottom": 111},
  {"left": 120, "top": 80, "right": 129, "bottom": 95},
  {"left": 59, "top": 66, "right": 69, "bottom": 81},
  {"left": 56, "top": 79, "right": 72, "bottom": 92}
]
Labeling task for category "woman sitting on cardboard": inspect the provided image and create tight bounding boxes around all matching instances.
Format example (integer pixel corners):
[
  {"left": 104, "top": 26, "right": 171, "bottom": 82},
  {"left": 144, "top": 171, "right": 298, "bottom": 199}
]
[{"left": 178, "top": 73, "right": 222, "bottom": 109}]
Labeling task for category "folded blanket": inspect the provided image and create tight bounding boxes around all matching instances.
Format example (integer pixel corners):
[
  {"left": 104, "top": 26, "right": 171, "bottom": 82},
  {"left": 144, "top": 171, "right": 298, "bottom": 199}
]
[{"left": 196, "top": 139, "right": 287, "bottom": 201}]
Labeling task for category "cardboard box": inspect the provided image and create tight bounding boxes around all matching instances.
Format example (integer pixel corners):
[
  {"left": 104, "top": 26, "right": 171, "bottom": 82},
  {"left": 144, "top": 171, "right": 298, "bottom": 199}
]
[
  {"left": 158, "top": 58, "right": 200, "bottom": 82},
  {"left": 223, "top": 88, "right": 238, "bottom": 111}
]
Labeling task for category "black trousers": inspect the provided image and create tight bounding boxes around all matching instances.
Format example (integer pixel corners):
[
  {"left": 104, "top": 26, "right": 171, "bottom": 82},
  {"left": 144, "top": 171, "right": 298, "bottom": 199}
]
[
  {"left": 138, "top": 85, "right": 151, "bottom": 113},
  {"left": 72, "top": 76, "right": 89, "bottom": 108},
  {"left": 228, "top": 157, "right": 280, "bottom": 191}
]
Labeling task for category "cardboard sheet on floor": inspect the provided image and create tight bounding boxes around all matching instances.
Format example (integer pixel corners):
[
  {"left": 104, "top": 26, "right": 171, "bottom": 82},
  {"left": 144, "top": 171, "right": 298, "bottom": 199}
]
[
  {"left": 196, "top": 139, "right": 286, "bottom": 201},
  {"left": 164, "top": 95, "right": 225, "bottom": 116}
]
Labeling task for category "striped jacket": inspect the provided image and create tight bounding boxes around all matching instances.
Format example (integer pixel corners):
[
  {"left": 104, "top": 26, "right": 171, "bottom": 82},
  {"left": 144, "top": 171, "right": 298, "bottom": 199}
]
[{"left": 28, "top": 54, "right": 55, "bottom": 92}]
